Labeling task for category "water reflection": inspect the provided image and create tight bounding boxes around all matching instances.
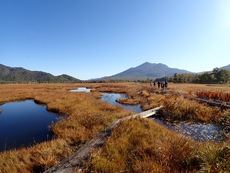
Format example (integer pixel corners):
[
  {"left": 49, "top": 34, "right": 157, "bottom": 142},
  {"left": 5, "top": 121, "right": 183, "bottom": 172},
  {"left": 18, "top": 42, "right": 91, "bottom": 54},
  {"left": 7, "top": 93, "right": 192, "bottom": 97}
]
[
  {"left": 0, "top": 100, "right": 61, "bottom": 151},
  {"left": 101, "top": 93, "right": 142, "bottom": 113},
  {"left": 153, "top": 119, "right": 226, "bottom": 142},
  {"left": 69, "top": 87, "right": 91, "bottom": 92},
  {"left": 101, "top": 93, "right": 227, "bottom": 142}
]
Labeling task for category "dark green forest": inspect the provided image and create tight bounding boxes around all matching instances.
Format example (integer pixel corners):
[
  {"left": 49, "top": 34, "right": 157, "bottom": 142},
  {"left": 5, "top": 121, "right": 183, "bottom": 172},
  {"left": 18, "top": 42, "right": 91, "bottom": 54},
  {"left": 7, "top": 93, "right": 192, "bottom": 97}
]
[
  {"left": 0, "top": 64, "right": 80, "bottom": 84},
  {"left": 168, "top": 68, "right": 230, "bottom": 84}
]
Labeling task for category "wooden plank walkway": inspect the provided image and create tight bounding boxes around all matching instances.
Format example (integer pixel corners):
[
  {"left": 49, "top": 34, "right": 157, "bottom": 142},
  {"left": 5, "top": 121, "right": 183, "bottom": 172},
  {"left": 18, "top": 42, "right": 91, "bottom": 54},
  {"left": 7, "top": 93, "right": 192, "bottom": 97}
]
[
  {"left": 44, "top": 106, "right": 163, "bottom": 173},
  {"left": 190, "top": 97, "right": 230, "bottom": 109},
  {"left": 165, "top": 90, "right": 230, "bottom": 109}
]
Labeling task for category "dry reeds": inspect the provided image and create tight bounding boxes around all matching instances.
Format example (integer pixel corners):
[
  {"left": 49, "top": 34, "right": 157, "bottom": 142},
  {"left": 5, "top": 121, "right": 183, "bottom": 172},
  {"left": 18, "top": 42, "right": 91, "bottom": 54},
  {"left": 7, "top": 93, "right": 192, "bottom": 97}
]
[
  {"left": 196, "top": 91, "right": 230, "bottom": 103},
  {"left": 158, "top": 95, "right": 222, "bottom": 123},
  {"left": 0, "top": 139, "right": 72, "bottom": 173},
  {"left": 90, "top": 118, "right": 229, "bottom": 173},
  {"left": 0, "top": 83, "right": 229, "bottom": 173},
  {"left": 0, "top": 83, "right": 131, "bottom": 172}
]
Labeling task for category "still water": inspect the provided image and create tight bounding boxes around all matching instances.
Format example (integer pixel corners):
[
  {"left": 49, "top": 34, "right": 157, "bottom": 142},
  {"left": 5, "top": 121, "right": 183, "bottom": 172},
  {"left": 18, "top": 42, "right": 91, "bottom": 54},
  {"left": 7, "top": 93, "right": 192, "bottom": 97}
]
[
  {"left": 0, "top": 100, "right": 61, "bottom": 151},
  {"left": 69, "top": 87, "right": 91, "bottom": 92},
  {"left": 153, "top": 119, "right": 226, "bottom": 142},
  {"left": 101, "top": 93, "right": 227, "bottom": 142},
  {"left": 101, "top": 93, "right": 142, "bottom": 113}
]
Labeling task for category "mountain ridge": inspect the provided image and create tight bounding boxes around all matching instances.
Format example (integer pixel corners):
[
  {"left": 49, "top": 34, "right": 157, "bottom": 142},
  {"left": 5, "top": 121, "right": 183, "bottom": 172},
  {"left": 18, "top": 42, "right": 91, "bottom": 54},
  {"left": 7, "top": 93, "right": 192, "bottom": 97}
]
[
  {"left": 220, "top": 64, "right": 230, "bottom": 70},
  {"left": 1, "top": 62, "right": 229, "bottom": 83},
  {"left": 99, "top": 62, "right": 192, "bottom": 80},
  {"left": 0, "top": 64, "right": 80, "bottom": 83},
  {"left": 98, "top": 62, "right": 230, "bottom": 81}
]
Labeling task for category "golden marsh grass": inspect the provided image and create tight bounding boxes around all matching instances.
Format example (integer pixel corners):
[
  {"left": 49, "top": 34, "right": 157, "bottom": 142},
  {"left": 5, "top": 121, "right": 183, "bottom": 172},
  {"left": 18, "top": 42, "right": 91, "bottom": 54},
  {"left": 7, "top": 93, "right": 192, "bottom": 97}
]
[{"left": 0, "top": 83, "right": 229, "bottom": 172}]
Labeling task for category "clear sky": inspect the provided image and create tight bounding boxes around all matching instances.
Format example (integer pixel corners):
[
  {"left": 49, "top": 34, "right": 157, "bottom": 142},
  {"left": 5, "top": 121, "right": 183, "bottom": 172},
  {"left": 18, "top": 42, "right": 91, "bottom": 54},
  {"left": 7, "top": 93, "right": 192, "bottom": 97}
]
[{"left": 1, "top": 0, "right": 229, "bottom": 80}]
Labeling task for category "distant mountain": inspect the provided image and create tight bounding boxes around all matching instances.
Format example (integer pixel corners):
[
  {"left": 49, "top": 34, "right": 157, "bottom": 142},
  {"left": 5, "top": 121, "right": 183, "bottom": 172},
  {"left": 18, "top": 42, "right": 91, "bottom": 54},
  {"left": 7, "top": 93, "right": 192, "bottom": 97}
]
[
  {"left": 0, "top": 64, "right": 81, "bottom": 84},
  {"left": 221, "top": 64, "right": 230, "bottom": 70},
  {"left": 99, "top": 62, "right": 192, "bottom": 80}
]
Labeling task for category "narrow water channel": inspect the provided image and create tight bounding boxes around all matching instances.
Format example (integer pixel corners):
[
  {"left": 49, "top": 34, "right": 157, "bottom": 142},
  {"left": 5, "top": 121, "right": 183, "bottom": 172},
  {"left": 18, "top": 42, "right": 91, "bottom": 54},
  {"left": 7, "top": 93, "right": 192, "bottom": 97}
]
[
  {"left": 101, "top": 93, "right": 227, "bottom": 142},
  {"left": 69, "top": 87, "right": 91, "bottom": 92},
  {"left": 0, "top": 100, "right": 61, "bottom": 151},
  {"left": 101, "top": 93, "right": 142, "bottom": 113}
]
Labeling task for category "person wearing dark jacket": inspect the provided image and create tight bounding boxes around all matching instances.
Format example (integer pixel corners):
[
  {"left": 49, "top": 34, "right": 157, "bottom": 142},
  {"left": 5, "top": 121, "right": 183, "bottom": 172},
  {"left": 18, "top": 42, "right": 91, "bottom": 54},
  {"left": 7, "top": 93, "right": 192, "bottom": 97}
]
[
  {"left": 165, "top": 81, "right": 168, "bottom": 88},
  {"left": 157, "top": 81, "right": 161, "bottom": 89}
]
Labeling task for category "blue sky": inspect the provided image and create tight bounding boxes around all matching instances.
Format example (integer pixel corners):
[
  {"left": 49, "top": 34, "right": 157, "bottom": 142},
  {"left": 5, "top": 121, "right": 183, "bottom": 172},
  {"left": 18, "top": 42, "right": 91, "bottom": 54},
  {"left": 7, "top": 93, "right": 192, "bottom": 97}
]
[{"left": 1, "top": 0, "right": 229, "bottom": 80}]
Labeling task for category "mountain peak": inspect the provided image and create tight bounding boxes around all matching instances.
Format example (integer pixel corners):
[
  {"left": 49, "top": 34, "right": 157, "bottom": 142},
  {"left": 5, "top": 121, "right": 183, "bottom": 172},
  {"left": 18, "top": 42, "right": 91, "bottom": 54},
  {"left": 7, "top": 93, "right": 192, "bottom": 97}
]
[
  {"left": 140, "top": 62, "right": 168, "bottom": 67},
  {"left": 100, "top": 62, "right": 191, "bottom": 80},
  {"left": 141, "top": 62, "right": 151, "bottom": 65}
]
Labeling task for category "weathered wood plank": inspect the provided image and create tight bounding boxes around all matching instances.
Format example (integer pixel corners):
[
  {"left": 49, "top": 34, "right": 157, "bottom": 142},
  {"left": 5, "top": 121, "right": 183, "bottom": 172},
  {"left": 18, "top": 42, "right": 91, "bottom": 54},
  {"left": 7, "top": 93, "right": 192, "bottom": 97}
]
[
  {"left": 44, "top": 107, "right": 162, "bottom": 173},
  {"left": 139, "top": 106, "right": 163, "bottom": 118},
  {"left": 165, "top": 90, "right": 230, "bottom": 109},
  {"left": 192, "top": 97, "right": 230, "bottom": 109}
]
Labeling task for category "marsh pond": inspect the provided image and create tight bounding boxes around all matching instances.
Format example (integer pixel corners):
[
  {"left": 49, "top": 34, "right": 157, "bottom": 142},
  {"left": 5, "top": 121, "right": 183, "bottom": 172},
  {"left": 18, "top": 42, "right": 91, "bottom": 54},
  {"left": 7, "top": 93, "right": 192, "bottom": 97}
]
[
  {"left": 0, "top": 100, "right": 61, "bottom": 151},
  {"left": 101, "top": 92, "right": 228, "bottom": 142},
  {"left": 1, "top": 88, "right": 227, "bottom": 152}
]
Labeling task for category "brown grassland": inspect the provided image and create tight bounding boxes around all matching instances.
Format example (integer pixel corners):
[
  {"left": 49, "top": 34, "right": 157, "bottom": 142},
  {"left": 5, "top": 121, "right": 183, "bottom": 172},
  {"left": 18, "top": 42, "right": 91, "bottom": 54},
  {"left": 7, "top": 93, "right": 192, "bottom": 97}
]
[{"left": 0, "top": 83, "right": 229, "bottom": 173}]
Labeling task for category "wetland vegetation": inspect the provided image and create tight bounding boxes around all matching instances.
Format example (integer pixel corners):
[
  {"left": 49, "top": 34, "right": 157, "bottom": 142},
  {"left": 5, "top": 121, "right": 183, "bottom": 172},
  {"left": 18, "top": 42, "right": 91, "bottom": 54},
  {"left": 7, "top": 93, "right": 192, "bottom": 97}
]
[
  {"left": 0, "top": 83, "right": 229, "bottom": 172},
  {"left": 103, "top": 92, "right": 227, "bottom": 142}
]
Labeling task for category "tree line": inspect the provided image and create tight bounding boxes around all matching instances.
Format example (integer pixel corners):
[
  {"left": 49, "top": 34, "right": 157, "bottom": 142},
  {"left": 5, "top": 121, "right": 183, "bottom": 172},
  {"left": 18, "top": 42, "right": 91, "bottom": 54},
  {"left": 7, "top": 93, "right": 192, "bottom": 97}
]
[
  {"left": 168, "top": 68, "right": 230, "bottom": 84},
  {"left": 88, "top": 68, "right": 230, "bottom": 84}
]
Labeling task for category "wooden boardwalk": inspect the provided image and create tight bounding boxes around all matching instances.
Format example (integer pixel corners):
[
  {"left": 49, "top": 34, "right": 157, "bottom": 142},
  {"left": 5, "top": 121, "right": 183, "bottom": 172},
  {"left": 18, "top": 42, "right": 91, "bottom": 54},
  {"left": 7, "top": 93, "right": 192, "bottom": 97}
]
[
  {"left": 165, "top": 90, "right": 230, "bottom": 109},
  {"left": 44, "top": 106, "right": 163, "bottom": 173}
]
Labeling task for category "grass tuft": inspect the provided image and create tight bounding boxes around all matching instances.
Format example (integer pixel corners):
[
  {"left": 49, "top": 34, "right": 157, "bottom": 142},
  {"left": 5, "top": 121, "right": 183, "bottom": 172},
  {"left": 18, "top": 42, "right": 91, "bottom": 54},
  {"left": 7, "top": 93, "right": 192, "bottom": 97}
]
[{"left": 90, "top": 118, "right": 199, "bottom": 172}]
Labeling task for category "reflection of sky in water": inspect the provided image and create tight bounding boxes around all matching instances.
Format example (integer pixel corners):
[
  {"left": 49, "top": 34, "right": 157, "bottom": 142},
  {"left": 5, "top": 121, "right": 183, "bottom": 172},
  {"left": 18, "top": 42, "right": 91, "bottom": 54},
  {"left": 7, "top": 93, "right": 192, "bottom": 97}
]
[
  {"left": 101, "top": 93, "right": 142, "bottom": 113},
  {"left": 153, "top": 119, "right": 226, "bottom": 142},
  {"left": 70, "top": 87, "right": 91, "bottom": 92},
  {"left": 101, "top": 93, "right": 227, "bottom": 142},
  {"left": 0, "top": 100, "right": 61, "bottom": 151}
]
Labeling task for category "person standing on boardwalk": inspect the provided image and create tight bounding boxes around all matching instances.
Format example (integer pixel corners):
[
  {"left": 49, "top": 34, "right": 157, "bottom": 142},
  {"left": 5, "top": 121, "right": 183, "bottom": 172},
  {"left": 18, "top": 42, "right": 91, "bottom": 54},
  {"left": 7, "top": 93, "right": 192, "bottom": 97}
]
[
  {"left": 165, "top": 80, "right": 168, "bottom": 88},
  {"left": 157, "top": 81, "right": 161, "bottom": 89},
  {"left": 161, "top": 82, "right": 165, "bottom": 92}
]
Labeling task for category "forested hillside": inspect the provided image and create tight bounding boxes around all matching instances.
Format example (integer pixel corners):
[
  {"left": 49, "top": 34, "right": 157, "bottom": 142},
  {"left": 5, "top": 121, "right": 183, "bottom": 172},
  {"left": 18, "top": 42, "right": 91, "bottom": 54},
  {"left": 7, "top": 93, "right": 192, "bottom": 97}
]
[
  {"left": 169, "top": 68, "right": 230, "bottom": 84},
  {"left": 0, "top": 64, "right": 80, "bottom": 83}
]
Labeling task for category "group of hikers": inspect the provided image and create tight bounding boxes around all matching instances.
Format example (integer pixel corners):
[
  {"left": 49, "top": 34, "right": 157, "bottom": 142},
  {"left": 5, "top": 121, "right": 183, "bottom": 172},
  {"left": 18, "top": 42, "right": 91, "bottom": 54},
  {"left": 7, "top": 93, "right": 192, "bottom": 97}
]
[{"left": 150, "top": 80, "right": 168, "bottom": 91}]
